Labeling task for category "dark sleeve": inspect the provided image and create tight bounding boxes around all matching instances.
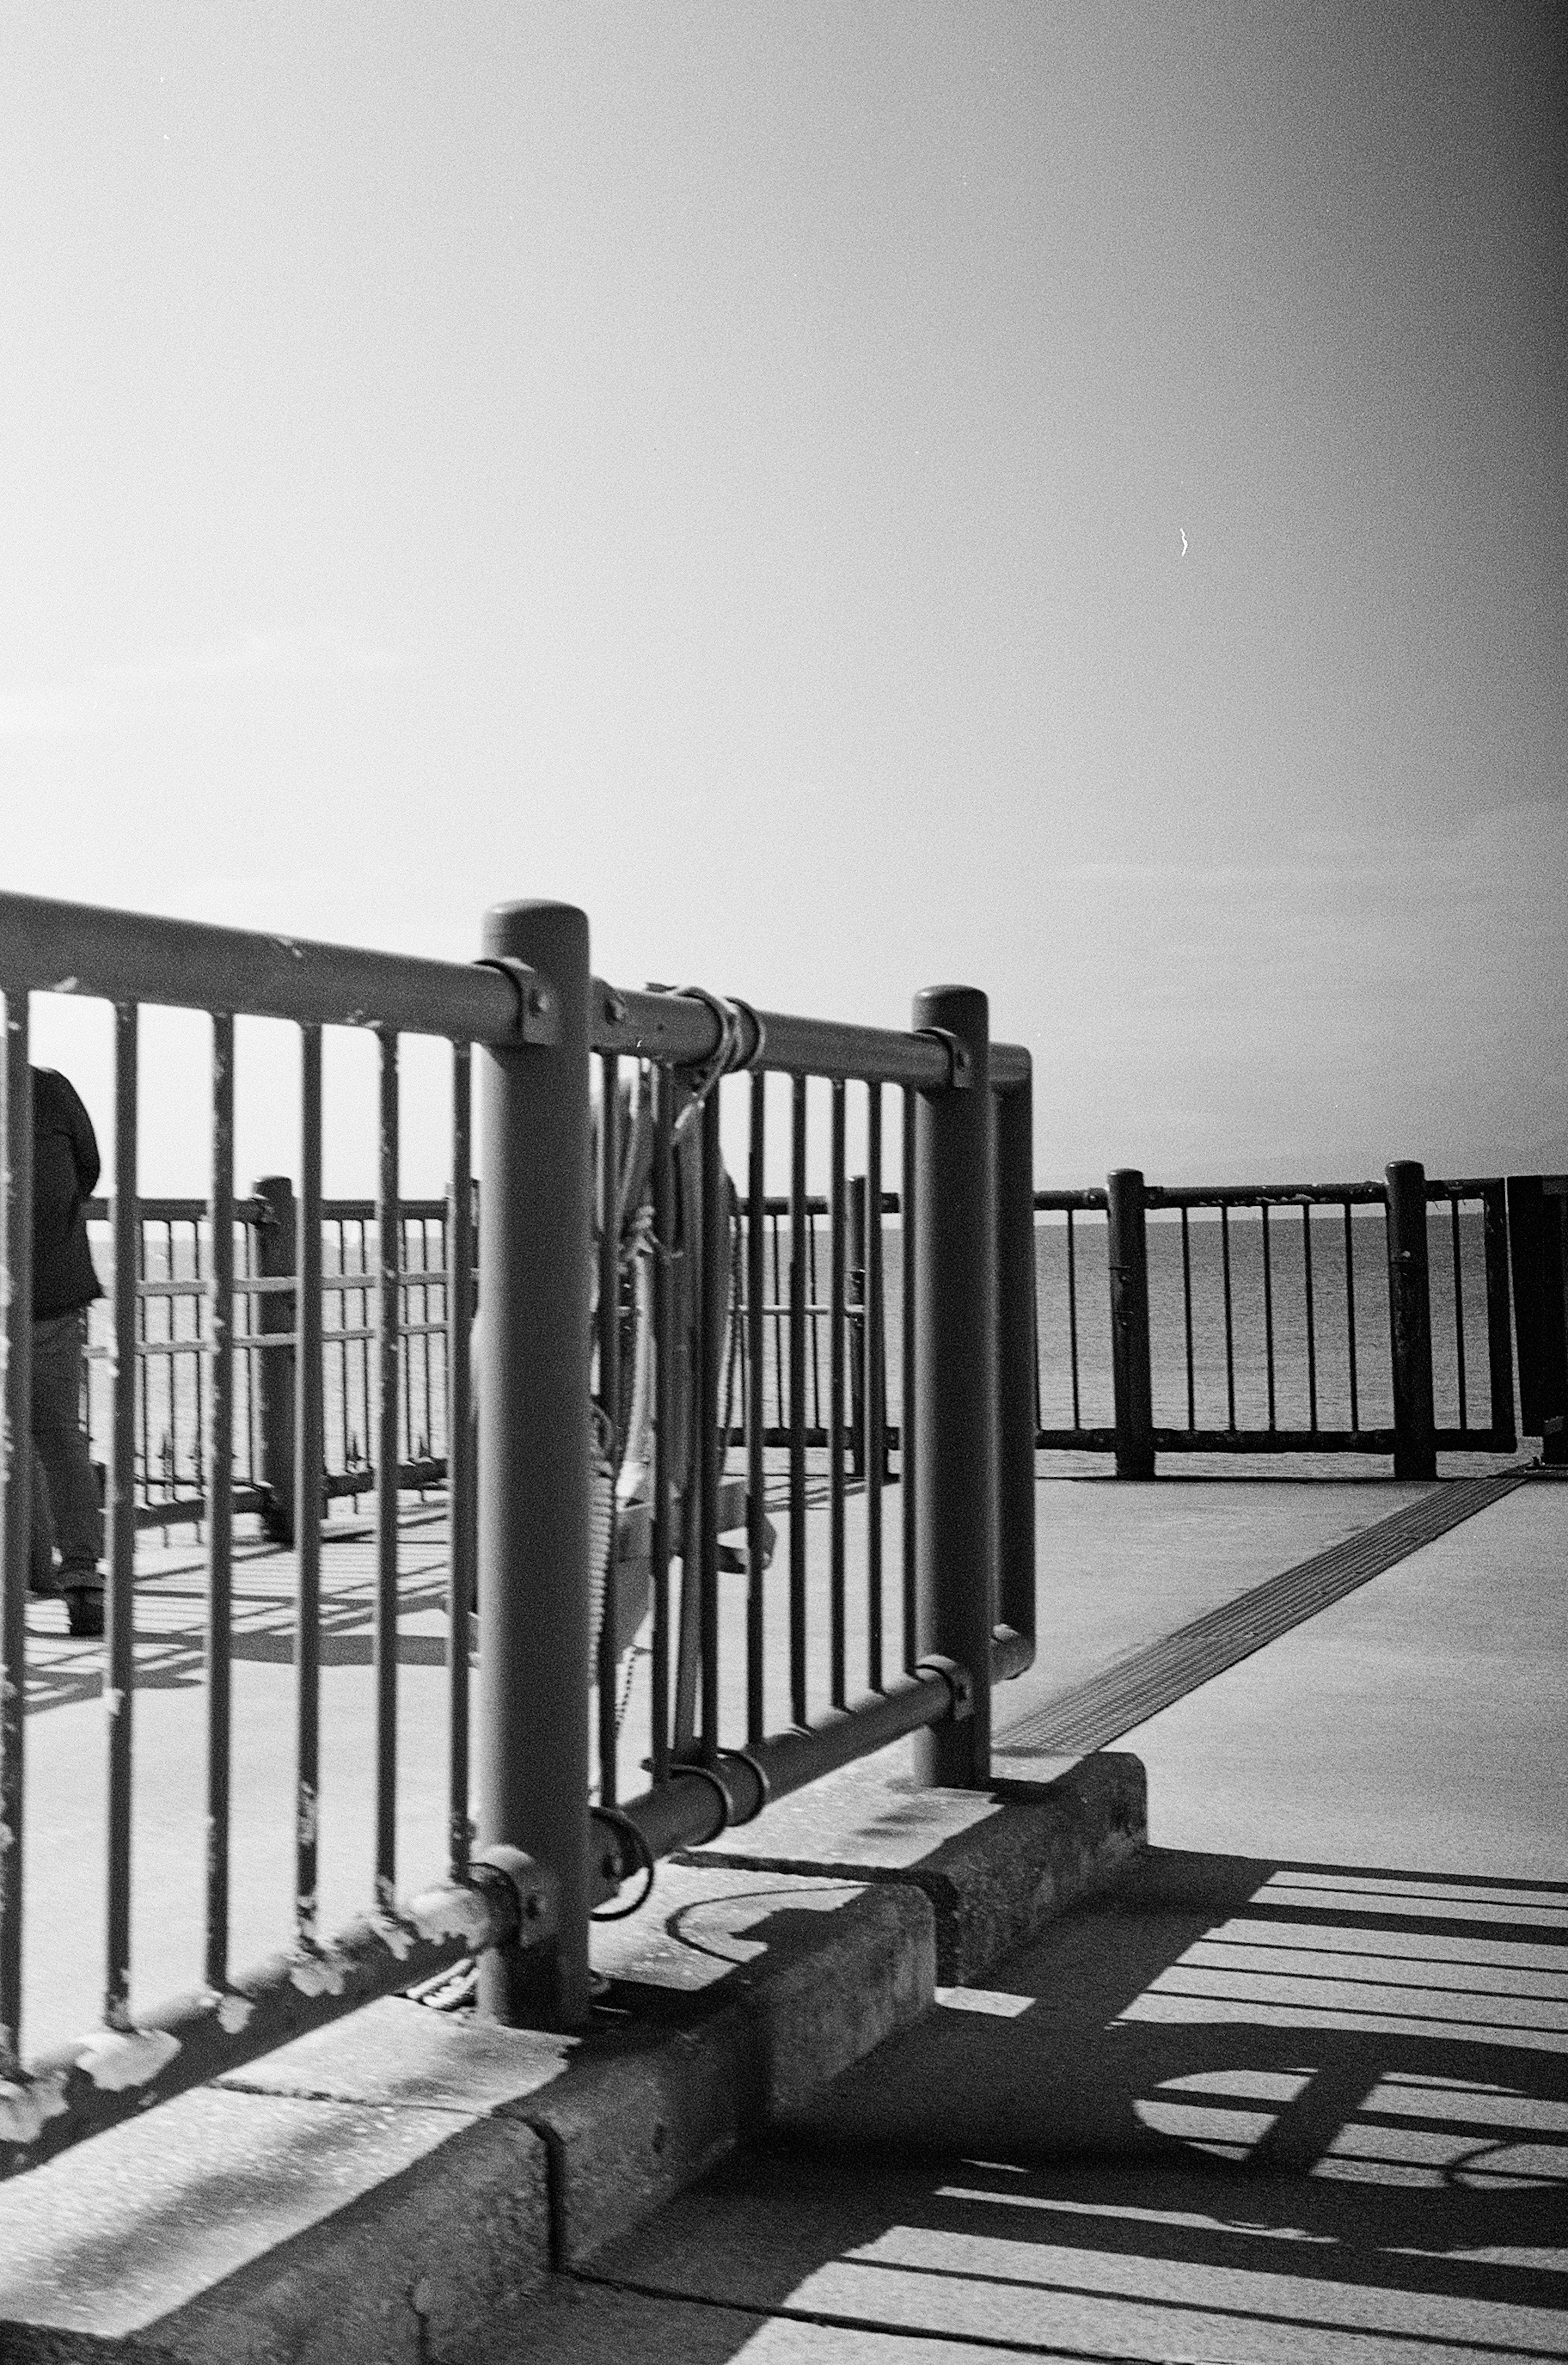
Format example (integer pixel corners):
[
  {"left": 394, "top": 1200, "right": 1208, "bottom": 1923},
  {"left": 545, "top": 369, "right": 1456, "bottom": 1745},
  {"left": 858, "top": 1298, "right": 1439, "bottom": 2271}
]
[{"left": 52, "top": 1072, "right": 100, "bottom": 1197}]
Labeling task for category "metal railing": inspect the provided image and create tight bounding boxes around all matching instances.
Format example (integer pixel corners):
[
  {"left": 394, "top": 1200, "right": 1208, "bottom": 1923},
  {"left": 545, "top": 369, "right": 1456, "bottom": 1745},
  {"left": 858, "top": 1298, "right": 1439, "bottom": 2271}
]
[
  {"left": 78, "top": 1192, "right": 465, "bottom": 1534},
  {"left": 1032, "top": 1165, "right": 1520, "bottom": 1475},
  {"left": 0, "top": 890, "right": 1032, "bottom": 2170}
]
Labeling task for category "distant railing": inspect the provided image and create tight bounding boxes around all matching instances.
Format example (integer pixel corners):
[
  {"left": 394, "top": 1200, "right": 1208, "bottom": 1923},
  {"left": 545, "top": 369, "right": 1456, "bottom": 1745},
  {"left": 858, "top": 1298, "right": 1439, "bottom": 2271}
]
[
  {"left": 80, "top": 1192, "right": 464, "bottom": 1535},
  {"left": 1033, "top": 1166, "right": 1523, "bottom": 1476},
  {"left": 74, "top": 1153, "right": 1549, "bottom": 1567}
]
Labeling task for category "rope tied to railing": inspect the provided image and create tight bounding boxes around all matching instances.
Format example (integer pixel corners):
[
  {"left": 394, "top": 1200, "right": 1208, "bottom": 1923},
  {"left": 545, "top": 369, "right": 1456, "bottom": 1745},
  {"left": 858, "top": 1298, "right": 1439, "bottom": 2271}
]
[{"left": 665, "top": 987, "right": 766, "bottom": 1102}]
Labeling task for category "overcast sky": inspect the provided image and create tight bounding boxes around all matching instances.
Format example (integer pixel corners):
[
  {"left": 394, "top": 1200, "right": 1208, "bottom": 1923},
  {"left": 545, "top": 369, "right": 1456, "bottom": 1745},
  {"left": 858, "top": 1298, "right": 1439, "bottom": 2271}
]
[{"left": 3, "top": 2, "right": 1564, "bottom": 1189}]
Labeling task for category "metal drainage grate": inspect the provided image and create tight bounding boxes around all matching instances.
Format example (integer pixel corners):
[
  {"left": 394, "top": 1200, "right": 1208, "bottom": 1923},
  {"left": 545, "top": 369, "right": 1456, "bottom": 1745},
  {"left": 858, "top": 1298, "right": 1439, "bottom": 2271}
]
[{"left": 994, "top": 1470, "right": 1528, "bottom": 1759}]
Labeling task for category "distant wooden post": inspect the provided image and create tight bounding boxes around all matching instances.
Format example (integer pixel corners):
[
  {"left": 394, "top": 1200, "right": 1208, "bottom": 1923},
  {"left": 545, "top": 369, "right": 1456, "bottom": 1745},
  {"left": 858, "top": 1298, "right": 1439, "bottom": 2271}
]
[
  {"left": 252, "top": 1175, "right": 296, "bottom": 1543},
  {"left": 1385, "top": 1161, "right": 1436, "bottom": 1480},
  {"left": 1107, "top": 1169, "right": 1154, "bottom": 1479}
]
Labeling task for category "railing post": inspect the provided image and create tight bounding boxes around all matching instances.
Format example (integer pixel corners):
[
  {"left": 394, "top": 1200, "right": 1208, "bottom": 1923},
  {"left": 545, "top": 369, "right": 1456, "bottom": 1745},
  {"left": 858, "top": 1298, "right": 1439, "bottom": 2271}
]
[
  {"left": 910, "top": 985, "right": 993, "bottom": 1788},
  {"left": 994, "top": 1060, "right": 1036, "bottom": 1675},
  {"left": 1386, "top": 1160, "right": 1437, "bottom": 1480},
  {"left": 1107, "top": 1169, "right": 1154, "bottom": 1479},
  {"left": 476, "top": 900, "right": 592, "bottom": 2030},
  {"left": 252, "top": 1176, "right": 296, "bottom": 1545},
  {"left": 1481, "top": 1179, "right": 1517, "bottom": 1454},
  {"left": 1547, "top": 1183, "right": 1568, "bottom": 1467}
]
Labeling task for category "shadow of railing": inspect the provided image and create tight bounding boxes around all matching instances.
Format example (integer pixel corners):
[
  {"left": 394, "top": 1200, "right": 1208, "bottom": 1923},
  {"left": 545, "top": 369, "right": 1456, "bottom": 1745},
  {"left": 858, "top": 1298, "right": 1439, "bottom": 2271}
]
[{"left": 578, "top": 1846, "right": 1568, "bottom": 2353}]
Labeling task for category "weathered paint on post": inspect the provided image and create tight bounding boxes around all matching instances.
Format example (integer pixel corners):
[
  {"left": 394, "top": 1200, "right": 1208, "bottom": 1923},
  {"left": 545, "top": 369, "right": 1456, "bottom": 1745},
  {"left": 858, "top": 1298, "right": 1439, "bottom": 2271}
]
[
  {"left": 1386, "top": 1160, "right": 1437, "bottom": 1481},
  {"left": 909, "top": 985, "right": 994, "bottom": 1788},
  {"left": 1107, "top": 1169, "right": 1154, "bottom": 1479},
  {"left": 477, "top": 901, "right": 592, "bottom": 2030}
]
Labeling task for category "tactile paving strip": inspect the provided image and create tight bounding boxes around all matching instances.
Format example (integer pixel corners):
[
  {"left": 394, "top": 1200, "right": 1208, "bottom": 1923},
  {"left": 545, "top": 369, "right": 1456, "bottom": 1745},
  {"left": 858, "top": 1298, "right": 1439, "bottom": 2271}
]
[{"left": 994, "top": 1470, "right": 1528, "bottom": 1759}]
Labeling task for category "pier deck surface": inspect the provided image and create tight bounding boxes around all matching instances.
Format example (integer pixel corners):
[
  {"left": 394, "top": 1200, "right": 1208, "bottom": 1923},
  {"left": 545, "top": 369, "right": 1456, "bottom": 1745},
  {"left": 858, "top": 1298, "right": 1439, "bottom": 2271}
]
[
  {"left": 9, "top": 1470, "right": 1564, "bottom": 2363},
  {"left": 510, "top": 1471, "right": 1568, "bottom": 2360}
]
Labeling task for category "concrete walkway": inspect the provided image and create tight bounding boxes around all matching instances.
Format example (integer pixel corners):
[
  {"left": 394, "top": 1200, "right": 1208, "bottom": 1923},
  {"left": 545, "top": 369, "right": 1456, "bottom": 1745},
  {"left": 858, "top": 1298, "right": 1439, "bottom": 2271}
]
[
  {"left": 16, "top": 1468, "right": 1466, "bottom": 2055},
  {"left": 5, "top": 1470, "right": 1561, "bottom": 2361},
  {"left": 503, "top": 1475, "right": 1568, "bottom": 2360}
]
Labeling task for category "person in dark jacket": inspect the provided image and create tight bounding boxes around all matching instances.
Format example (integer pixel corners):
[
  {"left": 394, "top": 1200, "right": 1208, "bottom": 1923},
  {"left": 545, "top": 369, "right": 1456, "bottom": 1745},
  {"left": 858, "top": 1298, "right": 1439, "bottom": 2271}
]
[{"left": 31, "top": 1068, "right": 105, "bottom": 1638}]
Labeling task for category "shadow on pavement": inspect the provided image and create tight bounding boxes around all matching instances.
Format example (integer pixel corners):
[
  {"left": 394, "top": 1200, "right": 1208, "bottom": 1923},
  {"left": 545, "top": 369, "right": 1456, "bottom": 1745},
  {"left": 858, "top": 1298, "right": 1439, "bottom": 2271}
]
[{"left": 576, "top": 1846, "right": 1568, "bottom": 2358}]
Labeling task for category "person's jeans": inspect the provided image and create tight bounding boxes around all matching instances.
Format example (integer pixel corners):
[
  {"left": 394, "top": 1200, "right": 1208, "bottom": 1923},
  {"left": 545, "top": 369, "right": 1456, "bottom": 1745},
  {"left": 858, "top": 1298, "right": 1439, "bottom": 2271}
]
[{"left": 30, "top": 1310, "right": 102, "bottom": 1591}]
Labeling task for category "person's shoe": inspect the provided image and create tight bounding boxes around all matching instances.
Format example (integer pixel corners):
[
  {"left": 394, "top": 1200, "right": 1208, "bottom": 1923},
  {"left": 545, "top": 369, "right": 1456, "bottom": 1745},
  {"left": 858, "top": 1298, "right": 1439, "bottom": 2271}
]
[{"left": 65, "top": 1588, "right": 105, "bottom": 1640}]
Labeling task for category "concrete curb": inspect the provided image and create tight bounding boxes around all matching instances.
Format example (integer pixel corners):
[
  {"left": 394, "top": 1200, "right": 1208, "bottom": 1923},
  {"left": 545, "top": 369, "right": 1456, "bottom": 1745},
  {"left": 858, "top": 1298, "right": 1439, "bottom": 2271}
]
[
  {"left": 681, "top": 1747, "right": 1148, "bottom": 1983},
  {"left": 0, "top": 1756, "right": 1143, "bottom": 2363}
]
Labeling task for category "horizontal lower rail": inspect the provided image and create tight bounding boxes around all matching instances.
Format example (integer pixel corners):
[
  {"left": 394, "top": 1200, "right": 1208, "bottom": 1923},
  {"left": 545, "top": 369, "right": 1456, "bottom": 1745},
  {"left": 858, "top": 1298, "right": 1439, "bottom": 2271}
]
[
  {"left": 1153, "top": 1427, "right": 1398, "bottom": 1453},
  {"left": 125, "top": 1458, "right": 451, "bottom": 1532},
  {"left": 597, "top": 1630, "right": 1026, "bottom": 1884}
]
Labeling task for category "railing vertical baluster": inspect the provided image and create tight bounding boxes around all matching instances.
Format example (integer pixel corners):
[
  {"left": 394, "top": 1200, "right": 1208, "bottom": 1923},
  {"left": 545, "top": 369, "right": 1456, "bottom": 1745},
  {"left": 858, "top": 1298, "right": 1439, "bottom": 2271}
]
[
  {"left": 1341, "top": 1201, "right": 1359, "bottom": 1432},
  {"left": 1481, "top": 1180, "right": 1515, "bottom": 1451},
  {"left": 807, "top": 1187, "right": 822, "bottom": 1437},
  {"left": 254, "top": 1175, "right": 296, "bottom": 1544},
  {"left": 1451, "top": 1193, "right": 1468, "bottom": 1431},
  {"left": 192, "top": 1218, "right": 205, "bottom": 1517},
  {"left": 698, "top": 1085, "right": 724, "bottom": 1766},
  {"left": 358, "top": 1222, "right": 372, "bottom": 1494},
  {"left": 596, "top": 1053, "right": 621, "bottom": 1808},
  {"left": 476, "top": 900, "right": 591, "bottom": 2031},
  {"left": 829, "top": 1081, "right": 847, "bottom": 1707},
  {"left": 847, "top": 1176, "right": 866, "bottom": 1480},
  {"left": 1220, "top": 1203, "right": 1236, "bottom": 1434},
  {"left": 649, "top": 1063, "right": 674, "bottom": 1789},
  {"left": 398, "top": 1211, "right": 414, "bottom": 1480},
  {"left": 746, "top": 1076, "right": 767, "bottom": 1741},
  {"left": 770, "top": 1202, "right": 785, "bottom": 1439},
  {"left": 419, "top": 1216, "right": 435, "bottom": 1464},
  {"left": 374, "top": 1031, "right": 401, "bottom": 1905},
  {"left": 1181, "top": 1205, "right": 1195, "bottom": 1431},
  {"left": 1263, "top": 1204, "right": 1277, "bottom": 1430},
  {"left": 135, "top": 1207, "right": 149, "bottom": 1521},
  {"left": 788, "top": 1076, "right": 807, "bottom": 1726},
  {"left": 336, "top": 1219, "right": 350, "bottom": 1490},
  {"left": 1030, "top": 1216, "right": 1042, "bottom": 1443},
  {"left": 1303, "top": 1203, "right": 1318, "bottom": 1433},
  {"left": 901, "top": 1087, "right": 917, "bottom": 1673},
  {"left": 1066, "top": 1207, "right": 1080, "bottom": 1433},
  {"left": 205, "top": 1013, "right": 235, "bottom": 1992},
  {"left": 446, "top": 1044, "right": 473, "bottom": 1883},
  {"left": 0, "top": 984, "right": 33, "bottom": 2063},
  {"left": 294, "top": 1024, "right": 324, "bottom": 1946},
  {"left": 105, "top": 1003, "right": 139, "bottom": 2027},
  {"left": 865, "top": 1083, "right": 884, "bottom": 1691},
  {"left": 995, "top": 1059, "right": 1036, "bottom": 1672}
]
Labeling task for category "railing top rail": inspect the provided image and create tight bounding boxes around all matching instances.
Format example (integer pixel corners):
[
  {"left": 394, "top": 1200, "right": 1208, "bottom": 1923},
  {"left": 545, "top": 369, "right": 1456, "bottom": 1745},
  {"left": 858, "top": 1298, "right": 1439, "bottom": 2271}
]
[
  {"left": 1033, "top": 1188, "right": 1110, "bottom": 1211},
  {"left": 0, "top": 890, "right": 533, "bottom": 1044},
  {"left": 1145, "top": 1180, "right": 1388, "bottom": 1209},
  {"left": 590, "top": 978, "right": 1028, "bottom": 1091},
  {"left": 81, "top": 1196, "right": 453, "bottom": 1226},
  {"left": 1425, "top": 1176, "right": 1506, "bottom": 1200}
]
